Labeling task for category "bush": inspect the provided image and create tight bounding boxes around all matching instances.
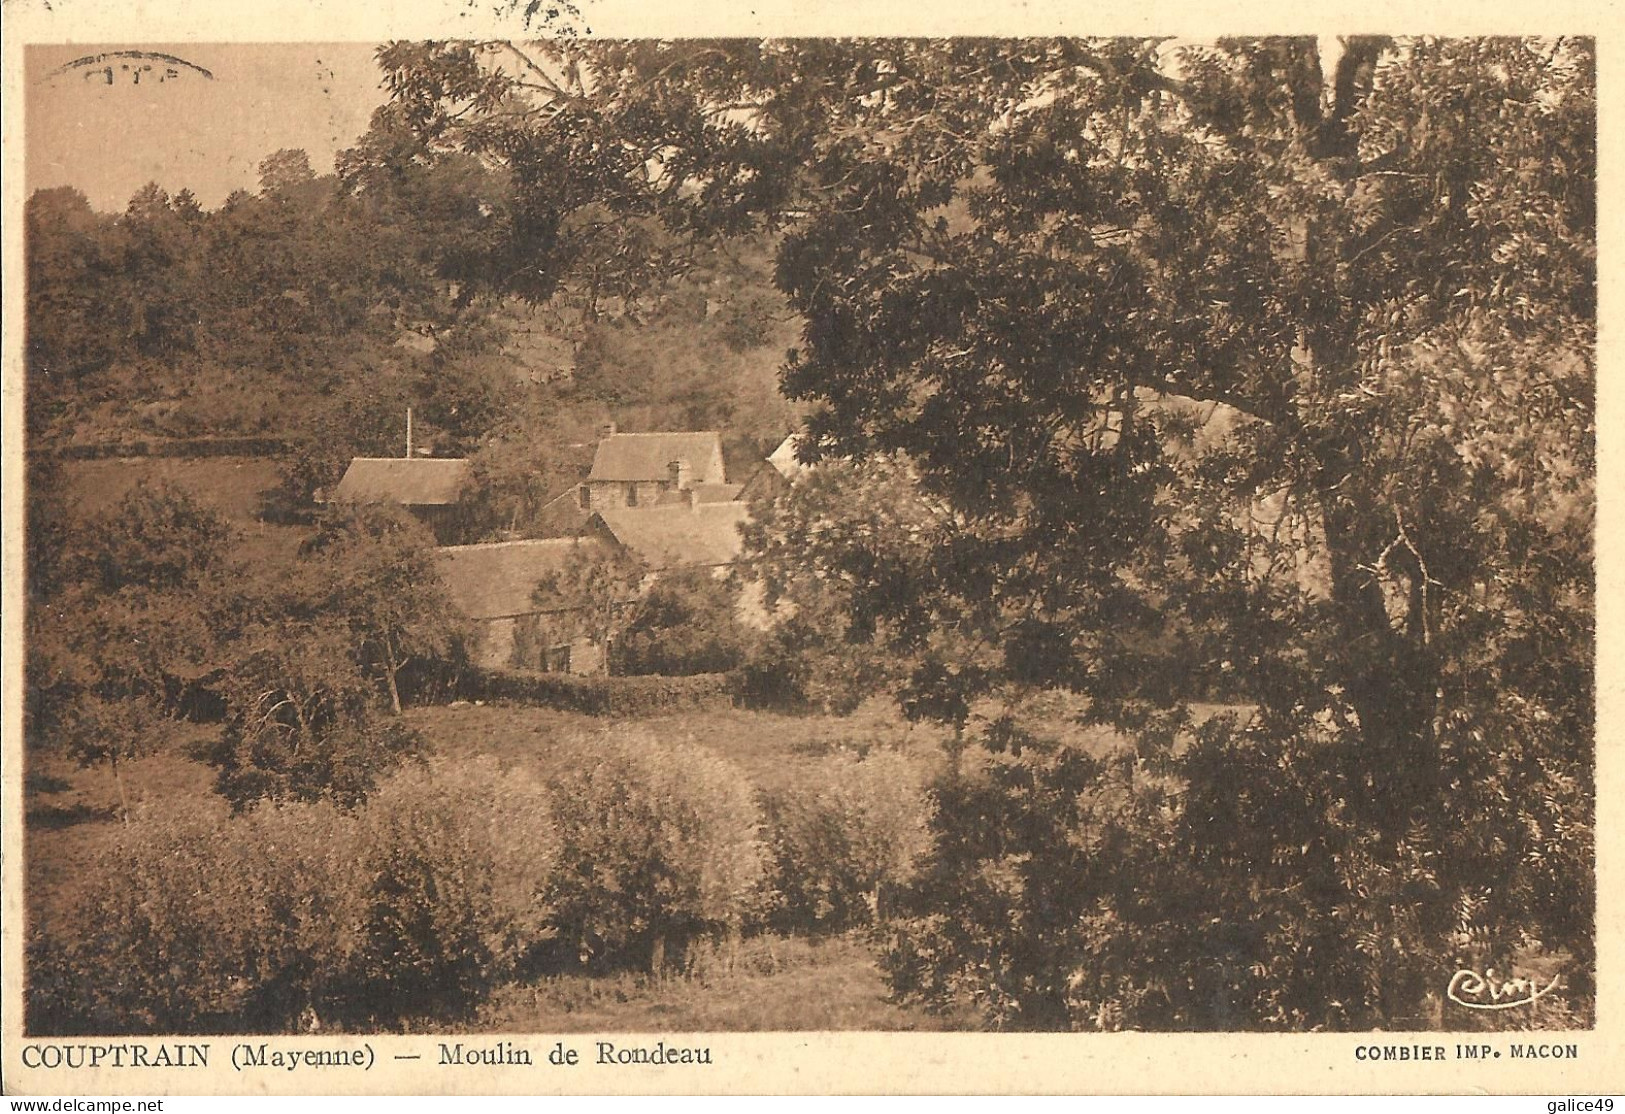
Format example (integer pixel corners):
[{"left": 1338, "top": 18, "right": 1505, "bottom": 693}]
[
  {"left": 84, "top": 480, "right": 233, "bottom": 593},
  {"left": 767, "top": 749, "right": 935, "bottom": 932},
  {"left": 207, "top": 625, "right": 422, "bottom": 810},
  {"left": 28, "top": 800, "right": 359, "bottom": 1035},
  {"left": 342, "top": 759, "right": 558, "bottom": 1024},
  {"left": 28, "top": 760, "right": 559, "bottom": 1034},
  {"left": 617, "top": 568, "right": 758, "bottom": 676},
  {"left": 457, "top": 667, "right": 738, "bottom": 715},
  {"left": 542, "top": 730, "right": 769, "bottom": 972}
]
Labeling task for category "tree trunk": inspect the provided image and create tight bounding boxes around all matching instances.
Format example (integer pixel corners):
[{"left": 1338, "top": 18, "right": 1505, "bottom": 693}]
[
  {"left": 1319, "top": 487, "right": 1440, "bottom": 812},
  {"left": 384, "top": 638, "right": 403, "bottom": 716},
  {"left": 109, "top": 751, "right": 130, "bottom": 824}
]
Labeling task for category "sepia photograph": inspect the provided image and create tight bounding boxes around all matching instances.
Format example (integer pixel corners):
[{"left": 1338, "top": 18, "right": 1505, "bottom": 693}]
[{"left": 2, "top": 8, "right": 1614, "bottom": 1096}]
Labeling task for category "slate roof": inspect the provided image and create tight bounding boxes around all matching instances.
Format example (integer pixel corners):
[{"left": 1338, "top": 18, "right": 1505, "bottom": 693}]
[
  {"left": 587, "top": 432, "right": 725, "bottom": 484},
  {"left": 330, "top": 458, "right": 471, "bottom": 506},
  {"left": 592, "top": 503, "right": 750, "bottom": 570},
  {"left": 436, "top": 537, "right": 608, "bottom": 619}
]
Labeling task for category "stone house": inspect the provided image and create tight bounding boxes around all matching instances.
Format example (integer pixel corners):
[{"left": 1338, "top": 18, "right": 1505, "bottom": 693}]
[
  {"left": 326, "top": 457, "right": 472, "bottom": 543},
  {"left": 435, "top": 536, "right": 616, "bottom": 673},
  {"left": 578, "top": 429, "right": 735, "bottom": 512}
]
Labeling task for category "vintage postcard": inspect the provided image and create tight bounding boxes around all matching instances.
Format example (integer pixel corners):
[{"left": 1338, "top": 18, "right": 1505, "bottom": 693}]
[{"left": 3, "top": 0, "right": 1622, "bottom": 1096}]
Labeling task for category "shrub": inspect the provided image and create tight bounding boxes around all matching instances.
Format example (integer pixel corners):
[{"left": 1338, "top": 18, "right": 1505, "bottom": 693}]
[
  {"left": 207, "top": 624, "right": 421, "bottom": 811},
  {"left": 27, "top": 800, "right": 360, "bottom": 1035},
  {"left": 51, "top": 694, "right": 169, "bottom": 818},
  {"left": 84, "top": 481, "right": 234, "bottom": 593},
  {"left": 542, "top": 730, "right": 768, "bottom": 972},
  {"left": 457, "top": 667, "right": 738, "bottom": 715},
  {"left": 341, "top": 758, "right": 558, "bottom": 1024},
  {"left": 27, "top": 760, "right": 559, "bottom": 1034},
  {"left": 299, "top": 504, "right": 463, "bottom": 715},
  {"left": 767, "top": 748, "right": 935, "bottom": 932},
  {"left": 617, "top": 568, "right": 758, "bottom": 676}
]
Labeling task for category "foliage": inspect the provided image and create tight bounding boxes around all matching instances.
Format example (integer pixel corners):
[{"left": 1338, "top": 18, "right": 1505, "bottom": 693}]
[
  {"left": 24, "top": 187, "right": 133, "bottom": 411},
  {"left": 24, "top": 141, "right": 470, "bottom": 455},
  {"left": 48, "top": 693, "right": 167, "bottom": 783},
  {"left": 455, "top": 666, "right": 739, "bottom": 715},
  {"left": 24, "top": 451, "right": 77, "bottom": 604},
  {"left": 25, "top": 482, "right": 236, "bottom": 812},
  {"left": 341, "top": 759, "right": 559, "bottom": 1024},
  {"left": 514, "top": 542, "right": 645, "bottom": 667},
  {"left": 617, "top": 568, "right": 758, "bottom": 676},
  {"left": 767, "top": 749, "right": 935, "bottom": 932},
  {"left": 384, "top": 36, "right": 1596, "bottom": 1029},
  {"left": 301, "top": 504, "right": 464, "bottom": 713},
  {"left": 27, "top": 760, "right": 559, "bottom": 1034},
  {"left": 455, "top": 398, "right": 583, "bottom": 541},
  {"left": 542, "top": 731, "right": 769, "bottom": 971},
  {"left": 271, "top": 374, "right": 418, "bottom": 513},
  {"left": 258, "top": 148, "right": 317, "bottom": 194},
  {"left": 568, "top": 275, "right": 799, "bottom": 441},
  {"left": 27, "top": 800, "right": 359, "bottom": 1034},
  {"left": 740, "top": 455, "right": 973, "bottom": 716},
  {"left": 205, "top": 621, "right": 422, "bottom": 811},
  {"left": 82, "top": 480, "right": 234, "bottom": 594}
]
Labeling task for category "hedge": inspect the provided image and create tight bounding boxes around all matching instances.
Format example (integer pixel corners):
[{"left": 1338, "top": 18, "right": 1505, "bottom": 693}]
[
  {"left": 27, "top": 758, "right": 558, "bottom": 1035},
  {"left": 454, "top": 667, "right": 740, "bottom": 715},
  {"left": 765, "top": 749, "right": 935, "bottom": 932},
  {"left": 42, "top": 437, "right": 295, "bottom": 461},
  {"left": 542, "top": 732, "right": 769, "bottom": 972}
]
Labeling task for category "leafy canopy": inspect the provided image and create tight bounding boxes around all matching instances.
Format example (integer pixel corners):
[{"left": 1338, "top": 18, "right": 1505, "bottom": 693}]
[{"left": 380, "top": 36, "right": 1594, "bottom": 1029}]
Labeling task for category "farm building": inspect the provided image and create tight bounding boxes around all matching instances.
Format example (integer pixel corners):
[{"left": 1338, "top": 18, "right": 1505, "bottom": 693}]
[
  {"left": 577, "top": 428, "right": 735, "bottom": 512},
  {"left": 587, "top": 501, "right": 751, "bottom": 574},
  {"left": 327, "top": 456, "right": 472, "bottom": 543},
  {"left": 436, "top": 536, "right": 617, "bottom": 673},
  {"left": 587, "top": 500, "right": 772, "bottom": 629}
]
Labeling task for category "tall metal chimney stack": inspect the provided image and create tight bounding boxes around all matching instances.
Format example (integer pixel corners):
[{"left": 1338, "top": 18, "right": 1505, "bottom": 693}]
[{"left": 406, "top": 408, "right": 413, "bottom": 458}]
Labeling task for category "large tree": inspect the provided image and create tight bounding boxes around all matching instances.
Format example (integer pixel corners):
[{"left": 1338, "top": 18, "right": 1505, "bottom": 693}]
[
  {"left": 26, "top": 482, "right": 237, "bottom": 818},
  {"left": 378, "top": 37, "right": 1595, "bottom": 1029},
  {"left": 300, "top": 504, "right": 464, "bottom": 714}
]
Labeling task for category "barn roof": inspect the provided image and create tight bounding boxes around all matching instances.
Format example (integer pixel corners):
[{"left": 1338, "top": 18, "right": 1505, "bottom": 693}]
[
  {"left": 592, "top": 503, "right": 750, "bottom": 570},
  {"left": 330, "top": 457, "right": 471, "bottom": 506},
  {"left": 436, "top": 537, "right": 608, "bottom": 619},
  {"left": 587, "top": 432, "right": 725, "bottom": 484}
]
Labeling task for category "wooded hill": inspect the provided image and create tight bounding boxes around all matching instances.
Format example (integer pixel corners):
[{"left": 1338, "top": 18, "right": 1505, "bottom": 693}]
[{"left": 25, "top": 126, "right": 802, "bottom": 528}]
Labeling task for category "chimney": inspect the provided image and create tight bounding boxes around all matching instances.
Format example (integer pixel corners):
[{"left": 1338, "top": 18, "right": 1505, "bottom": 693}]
[
  {"left": 601, "top": 421, "right": 617, "bottom": 439},
  {"left": 668, "top": 459, "right": 691, "bottom": 491},
  {"left": 405, "top": 407, "right": 413, "bottom": 458}
]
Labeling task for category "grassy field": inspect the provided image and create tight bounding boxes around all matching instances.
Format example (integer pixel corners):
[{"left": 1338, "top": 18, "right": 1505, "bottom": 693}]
[
  {"left": 26, "top": 690, "right": 1138, "bottom": 932},
  {"left": 467, "top": 932, "right": 971, "bottom": 1032},
  {"left": 63, "top": 455, "right": 309, "bottom": 565},
  {"left": 35, "top": 455, "right": 1083, "bottom": 1031},
  {"left": 406, "top": 699, "right": 982, "bottom": 1031},
  {"left": 405, "top": 699, "right": 952, "bottom": 796}
]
